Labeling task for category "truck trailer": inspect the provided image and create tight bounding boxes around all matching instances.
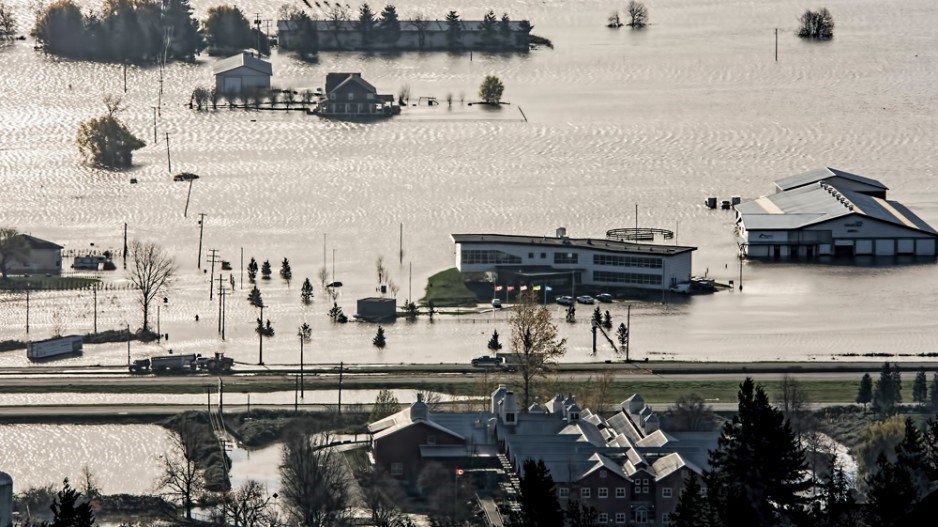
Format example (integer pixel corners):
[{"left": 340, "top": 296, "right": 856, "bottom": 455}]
[{"left": 27, "top": 335, "right": 83, "bottom": 361}]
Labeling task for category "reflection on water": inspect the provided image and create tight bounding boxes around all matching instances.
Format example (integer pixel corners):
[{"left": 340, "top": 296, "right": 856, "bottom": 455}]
[{"left": 0, "top": 0, "right": 936, "bottom": 364}]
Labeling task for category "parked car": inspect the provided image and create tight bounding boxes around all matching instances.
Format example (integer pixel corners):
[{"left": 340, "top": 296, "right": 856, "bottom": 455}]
[
  {"left": 491, "top": 298, "right": 503, "bottom": 308},
  {"left": 556, "top": 296, "right": 574, "bottom": 306},
  {"left": 576, "top": 295, "right": 595, "bottom": 305},
  {"left": 471, "top": 355, "right": 505, "bottom": 368},
  {"left": 596, "top": 293, "right": 613, "bottom": 303}
]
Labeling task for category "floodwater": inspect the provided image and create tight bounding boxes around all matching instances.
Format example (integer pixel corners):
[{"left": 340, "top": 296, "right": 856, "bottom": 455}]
[{"left": 1, "top": 0, "right": 937, "bottom": 366}]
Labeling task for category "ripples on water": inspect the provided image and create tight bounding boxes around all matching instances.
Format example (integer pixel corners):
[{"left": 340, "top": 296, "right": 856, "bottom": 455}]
[{"left": 1, "top": 0, "right": 937, "bottom": 364}]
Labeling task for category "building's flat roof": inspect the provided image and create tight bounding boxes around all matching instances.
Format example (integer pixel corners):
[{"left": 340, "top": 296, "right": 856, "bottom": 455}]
[
  {"left": 737, "top": 181, "right": 938, "bottom": 235},
  {"left": 774, "top": 167, "right": 888, "bottom": 192},
  {"left": 451, "top": 234, "right": 696, "bottom": 256}
]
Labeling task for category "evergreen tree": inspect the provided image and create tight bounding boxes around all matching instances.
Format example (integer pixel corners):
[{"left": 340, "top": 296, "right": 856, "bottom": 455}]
[
  {"left": 506, "top": 459, "right": 563, "bottom": 527},
  {"left": 704, "top": 378, "right": 809, "bottom": 526},
  {"left": 895, "top": 418, "right": 930, "bottom": 500},
  {"left": 373, "top": 326, "right": 386, "bottom": 348},
  {"left": 247, "top": 285, "right": 263, "bottom": 307},
  {"left": 864, "top": 453, "right": 916, "bottom": 527},
  {"left": 499, "top": 13, "right": 512, "bottom": 44},
  {"left": 602, "top": 310, "right": 612, "bottom": 329},
  {"left": 480, "top": 10, "right": 498, "bottom": 46},
  {"left": 930, "top": 372, "right": 938, "bottom": 409},
  {"left": 856, "top": 372, "right": 873, "bottom": 410},
  {"left": 913, "top": 370, "right": 928, "bottom": 404},
  {"left": 378, "top": 4, "right": 400, "bottom": 43},
  {"left": 163, "top": 0, "right": 205, "bottom": 60},
  {"left": 203, "top": 4, "right": 253, "bottom": 51},
  {"left": 255, "top": 318, "right": 274, "bottom": 337},
  {"left": 444, "top": 10, "right": 461, "bottom": 49},
  {"left": 565, "top": 499, "right": 598, "bottom": 527},
  {"left": 808, "top": 456, "right": 858, "bottom": 527},
  {"left": 301, "top": 278, "right": 314, "bottom": 304},
  {"left": 369, "top": 388, "right": 400, "bottom": 420},
  {"left": 357, "top": 3, "right": 376, "bottom": 46},
  {"left": 261, "top": 259, "right": 272, "bottom": 280},
  {"left": 50, "top": 478, "right": 95, "bottom": 527},
  {"left": 873, "top": 362, "right": 900, "bottom": 415},
  {"left": 404, "top": 301, "right": 418, "bottom": 320},
  {"left": 280, "top": 257, "right": 292, "bottom": 283},
  {"left": 247, "top": 257, "right": 258, "bottom": 283},
  {"left": 592, "top": 307, "right": 602, "bottom": 327},
  {"left": 329, "top": 302, "right": 347, "bottom": 323},
  {"left": 924, "top": 418, "right": 938, "bottom": 481},
  {"left": 487, "top": 329, "right": 502, "bottom": 351},
  {"left": 673, "top": 474, "right": 708, "bottom": 527}
]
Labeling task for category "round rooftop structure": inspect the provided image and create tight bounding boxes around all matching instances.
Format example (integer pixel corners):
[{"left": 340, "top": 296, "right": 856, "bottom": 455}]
[
  {"left": 606, "top": 227, "right": 675, "bottom": 243},
  {"left": 0, "top": 472, "right": 10, "bottom": 485}
]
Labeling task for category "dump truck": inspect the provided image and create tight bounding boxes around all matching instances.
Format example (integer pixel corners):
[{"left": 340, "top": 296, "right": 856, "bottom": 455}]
[{"left": 196, "top": 352, "right": 234, "bottom": 373}]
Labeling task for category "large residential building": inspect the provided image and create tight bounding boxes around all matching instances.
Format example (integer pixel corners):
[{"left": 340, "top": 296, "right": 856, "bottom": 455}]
[
  {"left": 451, "top": 229, "right": 696, "bottom": 292},
  {"left": 369, "top": 389, "right": 714, "bottom": 526},
  {"left": 736, "top": 168, "right": 938, "bottom": 258}
]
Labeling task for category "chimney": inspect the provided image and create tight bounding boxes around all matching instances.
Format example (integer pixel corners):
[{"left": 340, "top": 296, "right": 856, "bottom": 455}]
[
  {"left": 410, "top": 393, "right": 429, "bottom": 421},
  {"left": 502, "top": 391, "right": 518, "bottom": 426},
  {"left": 491, "top": 385, "right": 508, "bottom": 414},
  {"left": 556, "top": 227, "right": 567, "bottom": 238}
]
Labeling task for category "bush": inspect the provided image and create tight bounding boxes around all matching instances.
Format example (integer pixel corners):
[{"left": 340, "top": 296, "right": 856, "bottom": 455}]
[
  {"left": 479, "top": 75, "right": 505, "bottom": 105},
  {"left": 798, "top": 8, "right": 834, "bottom": 40},
  {"left": 76, "top": 114, "right": 145, "bottom": 168}
]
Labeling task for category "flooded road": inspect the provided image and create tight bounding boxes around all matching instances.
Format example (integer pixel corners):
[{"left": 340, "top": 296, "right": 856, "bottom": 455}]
[{"left": 1, "top": 0, "right": 937, "bottom": 366}]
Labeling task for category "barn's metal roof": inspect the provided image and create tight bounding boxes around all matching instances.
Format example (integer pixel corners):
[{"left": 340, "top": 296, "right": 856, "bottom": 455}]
[{"left": 212, "top": 52, "right": 272, "bottom": 76}]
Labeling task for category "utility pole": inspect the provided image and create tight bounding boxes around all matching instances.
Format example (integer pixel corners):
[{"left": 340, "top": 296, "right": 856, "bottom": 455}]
[
  {"left": 217, "top": 274, "right": 225, "bottom": 334},
  {"left": 206, "top": 249, "right": 219, "bottom": 300},
  {"left": 775, "top": 28, "right": 778, "bottom": 62},
  {"left": 399, "top": 222, "right": 403, "bottom": 264},
  {"left": 240, "top": 247, "right": 244, "bottom": 290},
  {"left": 165, "top": 132, "right": 171, "bottom": 173},
  {"left": 337, "top": 361, "right": 344, "bottom": 416},
  {"left": 25, "top": 283, "right": 29, "bottom": 334},
  {"left": 323, "top": 233, "right": 327, "bottom": 269},
  {"left": 197, "top": 213, "right": 206, "bottom": 270},
  {"left": 93, "top": 284, "right": 97, "bottom": 334},
  {"left": 151, "top": 107, "right": 157, "bottom": 143},
  {"left": 123, "top": 222, "right": 128, "bottom": 270},
  {"left": 126, "top": 324, "right": 131, "bottom": 367},
  {"left": 332, "top": 249, "right": 336, "bottom": 285},
  {"left": 626, "top": 304, "right": 631, "bottom": 361},
  {"left": 739, "top": 255, "right": 744, "bottom": 291},
  {"left": 157, "top": 304, "right": 161, "bottom": 340},
  {"left": 123, "top": 63, "right": 127, "bottom": 93},
  {"left": 220, "top": 284, "right": 227, "bottom": 340},
  {"left": 409, "top": 261, "right": 412, "bottom": 304},
  {"left": 184, "top": 179, "right": 194, "bottom": 218},
  {"left": 258, "top": 304, "right": 265, "bottom": 365}
]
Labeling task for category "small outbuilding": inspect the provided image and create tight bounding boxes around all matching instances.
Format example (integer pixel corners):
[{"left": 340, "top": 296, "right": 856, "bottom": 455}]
[
  {"left": 4, "top": 234, "right": 63, "bottom": 275},
  {"left": 213, "top": 52, "right": 272, "bottom": 95},
  {"left": 356, "top": 297, "right": 397, "bottom": 322}
]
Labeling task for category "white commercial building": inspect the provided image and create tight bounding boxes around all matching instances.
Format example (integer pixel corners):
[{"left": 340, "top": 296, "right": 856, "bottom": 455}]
[
  {"left": 451, "top": 230, "right": 695, "bottom": 291},
  {"left": 736, "top": 168, "right": 938, "bottom": 258}
]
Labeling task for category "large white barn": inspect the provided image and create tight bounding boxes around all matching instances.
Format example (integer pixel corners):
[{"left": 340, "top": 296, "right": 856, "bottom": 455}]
[
  {"left": 451, "top": 230, "right": 696, "bottom": 292},
  {"left": 736, "top": 168, "right": 938, "bottom": 258},
  {"left": 213, "top": 52, "right": 272, "bottom": 94}
]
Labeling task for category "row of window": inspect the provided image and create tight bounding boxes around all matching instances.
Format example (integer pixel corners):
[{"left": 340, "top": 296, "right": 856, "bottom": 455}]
[
  {"left": 593, "top": 270, "right": 663, "bottom": 285},
  {"left": 595, "top": 512, "right": 671, "bottom": 525},
  {"left": 460, "top": 250, "right": 522, "bottom": 265},
  {"left": 328, "top": 92, "right": 376, "bottom": 100},
  {"left": 593, "top": 254, "right": 663, "bottom": 268},
  {"left": 558, "top": 486, "right": 673, "bottom": 499},
  {"left": 554, "top": 252, "right": 579, "bottom": 264}
]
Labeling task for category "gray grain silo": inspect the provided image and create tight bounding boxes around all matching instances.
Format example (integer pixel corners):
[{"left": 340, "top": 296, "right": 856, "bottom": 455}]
[{"left": 0, "top": 470, "right": 12, "bottom": 527}]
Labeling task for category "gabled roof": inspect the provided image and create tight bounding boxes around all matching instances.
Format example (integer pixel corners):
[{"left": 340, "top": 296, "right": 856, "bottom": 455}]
[
  {"left": 651, "top": 453, "right": 701, "bottom": 481},
  {"left": 775, "top": 167, "right": 888, "bottom": 192},
  {"left": 15, "top": 234, "right": 63, "bottom": 250},
  {"left": 325, "top": 72, "right": 376, "bottom": 95},
  {"left": 737, "top": 181, "right": 938, "bottom": 235},
  {"left": 580, "top": 453, "right": 630, "bottom": 481},
  {"left": 212, "top": 52, "right": 273, "bottom": 76},
  {"left": 372, "top": 417, "right": 465, "bottom": 442}
]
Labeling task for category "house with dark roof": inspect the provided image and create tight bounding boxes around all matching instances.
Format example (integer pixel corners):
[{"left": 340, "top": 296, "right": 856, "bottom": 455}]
[
  {"left": 736, "top": 168, "right": 938, "bottom": 258},
  {"left": 368, "top": 388, "right": 712, "bottom": 526},
  {"left": 213, "top": 52, "right": 272, "bottom": 94},
  {"left": 318, "top": 73, "right": 394, "bottom": 117},
  {"left": 3, "top": 234, "right": 63, "bottom": 275}
]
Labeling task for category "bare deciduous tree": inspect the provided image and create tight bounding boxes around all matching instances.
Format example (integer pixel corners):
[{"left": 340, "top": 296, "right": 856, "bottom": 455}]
[
  {"left": 218, "top": 479, "right": 278, "bottom": 527},
  {"left": 0, "top": 2, "right": 18, "bottom": 39},
  {"left": 156, "top": 418, "right": 205, "bottom": 520},
  {"left": 627, "top": 1, "right": 648, "bottom": 28},
  {"left": 412, "top": 13, "right": 429, "bottom": 49},
  {"left": 279, "top": 430, "right": 352, "bottom": 527},
  {"left": 0, "top": 227, "right": 29, "bottom": 279},
  {"left": 128, "top": 240, "right": 176, "bottom": 332},
  {"left": 326, "top": 5, "right": 349, "bottom": 48},
  {"left": 360, "top": 467, "right": 411, "bottom": 527},
  {"left": 777, "top": 374, "right": 813, "bottom": 440},
  {"left": 509, "top": 290, "right": 567, "bottom": 410},
  {"left": 668, "top": 393, "right": 715, "bottom": 431}
]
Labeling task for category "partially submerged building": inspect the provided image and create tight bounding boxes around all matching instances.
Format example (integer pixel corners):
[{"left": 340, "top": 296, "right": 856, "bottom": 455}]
[
  {"left": 369, "top": 389, "right": 714, "bottom": 526},
  {"left": 318, "top": 73, "right": 395, "bottom": 117},
  {"left": 452, "top": 229, "right": 696, "bottom": 291},
  {"left": 736, "top": 168, "right": 938, "bottom": 258},
  {"left": 213, "top": 52, "right": 272, "bottom": 94},
  {"left": 3, "top": 234, "right": 63, "bottom": 275}
]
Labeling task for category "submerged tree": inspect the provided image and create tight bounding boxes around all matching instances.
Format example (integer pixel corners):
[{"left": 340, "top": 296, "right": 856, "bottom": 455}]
[
  {"left": 248, "top": 257, "right": 258, "bottom": 283},
  {"left": 378, "top": 4, "right": 400, "bottom": 44},
  {"left": 248, "top": 285, "right": 263, "bottom": 307},
  {"left": 157, "top": 418, "right": 205, "bottom": 520},
  {"left": 373, "top": 326, "right": 387, "bottom": 348},
  {"left": 487, "top": 329, "right": 503, "bottom": 351},
  {"left": 301, "top": 278, "right": 314, "bottom": 304},
  {"left": 128, "top": 240, "right": 176, "bottom": 332},
  {"left": 280, "top": 257, "right": 293, "bottom": 283},
  {"left": 203, "top": 4, "right": 254, "bottom": 51},
  {"left": 76, "top": 96, "right": 145, "bottom": 168},
  {"left": 0, "top": 1, "right": 18, "bottom": 40},
  {"left": 798, "top": 8, "right": 834, "bottom": 40},
  {"left": 627, "top": 1, "right": 648, "bottom": 28},
  {"left": 280, "top": 430, "right": 352, "bottom": 527},
  {"left": 357, "top": 3, "right": 376, "bottom": 46},
  {"left": 261, "top": 259, "right": 272, "bottom": 280},
  {"left": 444, "top": 10, "right": 461, "bottom": 48},
  {"left": 479, "top": 75, "right": 505, "bottom": 104}
]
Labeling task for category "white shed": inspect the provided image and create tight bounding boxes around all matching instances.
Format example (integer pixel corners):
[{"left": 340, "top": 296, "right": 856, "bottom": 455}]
[{"left": 213, "top": 52, "right": 272, "bottom": 94}]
